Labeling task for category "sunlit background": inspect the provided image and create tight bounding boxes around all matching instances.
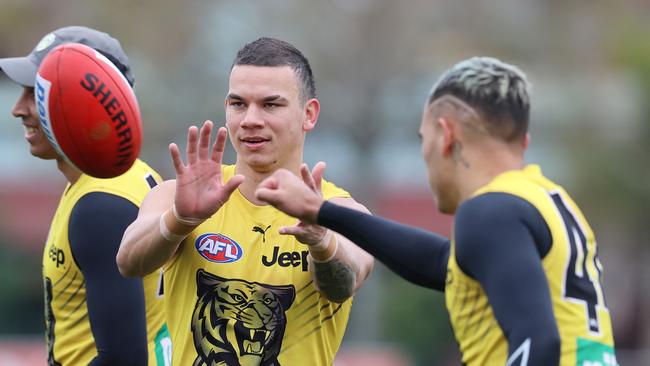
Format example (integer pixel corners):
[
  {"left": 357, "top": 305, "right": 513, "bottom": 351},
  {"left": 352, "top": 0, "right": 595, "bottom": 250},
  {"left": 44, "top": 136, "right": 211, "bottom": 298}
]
[{"left": 1, "top": 1, "right": 649, "bottom": 365}]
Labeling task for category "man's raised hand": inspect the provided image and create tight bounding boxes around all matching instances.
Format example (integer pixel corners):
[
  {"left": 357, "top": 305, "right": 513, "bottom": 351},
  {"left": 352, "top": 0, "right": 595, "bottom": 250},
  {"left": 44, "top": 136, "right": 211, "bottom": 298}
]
[{"left": 169, "top": 121, "right": 244, "bottom": 223}]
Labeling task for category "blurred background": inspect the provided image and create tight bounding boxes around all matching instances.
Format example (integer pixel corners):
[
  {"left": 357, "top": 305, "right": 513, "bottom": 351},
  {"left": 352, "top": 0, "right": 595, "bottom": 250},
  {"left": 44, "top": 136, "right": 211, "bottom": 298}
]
[{"left": 1, "top": 0, "right": 649, "bottom": 365}]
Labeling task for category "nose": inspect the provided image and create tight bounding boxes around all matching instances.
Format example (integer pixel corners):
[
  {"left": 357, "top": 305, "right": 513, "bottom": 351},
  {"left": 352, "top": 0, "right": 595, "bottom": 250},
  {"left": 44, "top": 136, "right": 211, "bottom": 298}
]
[
  {"left": 240, "top": 104, "right": 265, "bottom": 129},
  {"left": 11, "top": 87, "right": 33, "bottom": 119}
]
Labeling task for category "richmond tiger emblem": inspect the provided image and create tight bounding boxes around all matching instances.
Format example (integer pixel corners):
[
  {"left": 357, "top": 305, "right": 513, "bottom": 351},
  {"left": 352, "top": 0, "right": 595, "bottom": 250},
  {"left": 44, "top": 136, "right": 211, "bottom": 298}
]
[{"left": 191, "top": 269, "right": 296, "bottom": 366}]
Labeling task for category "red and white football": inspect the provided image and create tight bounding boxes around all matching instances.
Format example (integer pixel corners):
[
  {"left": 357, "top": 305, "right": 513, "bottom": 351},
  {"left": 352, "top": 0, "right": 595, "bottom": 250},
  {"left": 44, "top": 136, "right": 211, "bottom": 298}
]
[{"left": 35, "top": 43, "right": 142, "bottom": 178}]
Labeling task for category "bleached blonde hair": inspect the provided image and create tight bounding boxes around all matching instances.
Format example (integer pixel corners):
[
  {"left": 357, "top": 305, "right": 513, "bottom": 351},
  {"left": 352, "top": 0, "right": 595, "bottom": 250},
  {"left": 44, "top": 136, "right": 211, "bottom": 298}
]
[{"left": 428, "top": 57, "right": 531, "bottom": 142}]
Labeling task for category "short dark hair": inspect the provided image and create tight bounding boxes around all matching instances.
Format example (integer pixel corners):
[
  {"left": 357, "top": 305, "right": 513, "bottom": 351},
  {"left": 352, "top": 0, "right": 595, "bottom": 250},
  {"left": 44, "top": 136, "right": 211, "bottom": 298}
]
[
  {"left": 232, "top": 37, "right": 316, "bottom": 101},
  {"left": 429, "top": 57, "right": 530, "bottom": 142}
]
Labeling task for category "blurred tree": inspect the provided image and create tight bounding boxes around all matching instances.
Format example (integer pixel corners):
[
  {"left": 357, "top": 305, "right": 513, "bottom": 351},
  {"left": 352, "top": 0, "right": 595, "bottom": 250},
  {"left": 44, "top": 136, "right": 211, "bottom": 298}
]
[
  {"left": 380, "top": 269, "right": 457, "bottom": 365},
  {"left": 0, "top": 236, "right": 43, "bottom": 334}
]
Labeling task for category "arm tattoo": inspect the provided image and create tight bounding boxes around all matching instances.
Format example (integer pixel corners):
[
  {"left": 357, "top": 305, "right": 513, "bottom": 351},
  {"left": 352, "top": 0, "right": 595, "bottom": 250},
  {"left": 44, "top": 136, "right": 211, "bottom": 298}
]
[{"left": 312, "top": 258, "right": 357, "bottom": 303}]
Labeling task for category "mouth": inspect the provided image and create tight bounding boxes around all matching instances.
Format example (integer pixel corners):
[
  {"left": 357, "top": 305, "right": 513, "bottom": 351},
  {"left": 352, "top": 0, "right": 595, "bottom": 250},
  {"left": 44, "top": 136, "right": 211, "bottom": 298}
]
[
  {"left": 242, "top": 329, "right": 271, "bottom": 355},
  {"left": 24, "top": 125, "right": 38, "bottom": 134},
  {"left": 235, "top": 323, "right": 272, "bottom": 356},
  {"left": 240, "top": 136, "right": 270, "bottom": 150},
  {"left": 23, "top": 125, "right": 41, "bottom": 141}
]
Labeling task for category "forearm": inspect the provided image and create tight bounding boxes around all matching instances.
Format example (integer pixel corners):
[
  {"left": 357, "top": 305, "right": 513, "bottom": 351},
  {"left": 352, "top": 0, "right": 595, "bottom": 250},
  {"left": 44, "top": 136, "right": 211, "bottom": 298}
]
[
  {"left": 309, "top": 232, "right": 358, "bottom": 303},
  {"left": 317, "top": 201, "right": 450, "bottom": 290},
  {"left": 117, "top": 209, "right": 195, "bottom": 277}
]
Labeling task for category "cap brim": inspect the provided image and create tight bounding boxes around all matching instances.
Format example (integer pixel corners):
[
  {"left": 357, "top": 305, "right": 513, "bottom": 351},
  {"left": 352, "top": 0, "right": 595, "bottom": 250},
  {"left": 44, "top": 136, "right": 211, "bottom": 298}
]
[{"left": 0, "top": 57, "right": 38, "bottom": 87}]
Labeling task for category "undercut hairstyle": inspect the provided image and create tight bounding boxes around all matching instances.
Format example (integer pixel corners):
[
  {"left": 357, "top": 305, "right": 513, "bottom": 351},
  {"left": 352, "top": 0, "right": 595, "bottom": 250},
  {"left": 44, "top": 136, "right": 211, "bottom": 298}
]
[
  {"left": 428, "top": 57, "right": 531, "bottom": 142},
  {"left": 232, "top": 37, "right": 316, "bottom": 102}
]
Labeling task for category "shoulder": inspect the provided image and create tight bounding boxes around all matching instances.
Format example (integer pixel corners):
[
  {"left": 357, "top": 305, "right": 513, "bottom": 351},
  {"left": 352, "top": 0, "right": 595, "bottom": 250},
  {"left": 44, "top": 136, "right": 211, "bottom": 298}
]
[
  {"left": 130, "top": 159, "right": 162, "bottom": 187},
  {"left": 455, "top": 193, "right": 551, "bottom": 271},
  {"left": 79, "top": 159, "right": 162, "bottom": 202},
  {"left": 456, "top": 192, "right": 540, "bottom": 226},
  {"left": 68, "top": 193, "right": 139, "bottom": 264},
  {"left": 129, "top": 159, "right": 162, "bottom": 180},
  {"left": 139, "top": 179, "right": 177, "bottom": 213},
  {"left": 455, "top": 193, "right": 542, "bottom": 254},
  {"left": 99, "top": 159, "right": 161, "bottom": 185},
  {"left": 70, "top": 192, "right": 139, "bottom": 222},
  {"left": 321, "top": 179, "right": 351, "bottom": 200}
]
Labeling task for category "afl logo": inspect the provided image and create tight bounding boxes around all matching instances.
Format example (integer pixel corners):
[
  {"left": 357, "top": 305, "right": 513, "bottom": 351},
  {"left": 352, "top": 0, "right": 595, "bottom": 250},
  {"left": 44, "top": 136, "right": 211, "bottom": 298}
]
[{"left": 195, "top": 233, "right": 243, "bottom": 263}]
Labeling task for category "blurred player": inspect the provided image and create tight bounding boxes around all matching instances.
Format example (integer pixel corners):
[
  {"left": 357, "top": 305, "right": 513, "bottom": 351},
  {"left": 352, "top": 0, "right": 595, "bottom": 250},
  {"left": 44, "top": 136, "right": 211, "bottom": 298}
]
[
  {"left": 255, "top": 57, "right": 617, "bottom": 366},
  {"left": 117, "top": 38, "right": 374, "bottom": 365},
  {"left": 1, "top": 26, "right": 170, "bottom": 365}
]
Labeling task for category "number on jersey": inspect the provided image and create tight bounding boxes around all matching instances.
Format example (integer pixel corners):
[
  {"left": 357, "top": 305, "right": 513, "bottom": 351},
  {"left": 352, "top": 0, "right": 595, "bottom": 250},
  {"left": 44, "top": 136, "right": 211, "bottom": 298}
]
[{"left": 550, "top": 191, "right": 606, "bottom": 335}]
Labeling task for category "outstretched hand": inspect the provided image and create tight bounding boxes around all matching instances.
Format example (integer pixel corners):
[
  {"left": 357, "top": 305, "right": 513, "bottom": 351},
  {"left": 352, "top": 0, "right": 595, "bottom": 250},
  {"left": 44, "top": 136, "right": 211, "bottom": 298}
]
[
  {"left": 256, "top": 162, "right": 327, "bottom": 245},
  {"left": 169, "top": 121, "right": 244, "bottom": 222}
]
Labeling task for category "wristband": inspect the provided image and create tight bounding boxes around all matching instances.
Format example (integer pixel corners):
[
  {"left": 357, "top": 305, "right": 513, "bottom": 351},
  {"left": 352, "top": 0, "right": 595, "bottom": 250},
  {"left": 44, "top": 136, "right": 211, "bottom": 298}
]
[
  {"left": 172, "top": 204, "right": 205, "bottom": 226},
  {"left": 310, "top": 231, "right": 339, "bottom": 263},
  {"left": 160, "top": 212, "right": 187, "bottom": 242}
]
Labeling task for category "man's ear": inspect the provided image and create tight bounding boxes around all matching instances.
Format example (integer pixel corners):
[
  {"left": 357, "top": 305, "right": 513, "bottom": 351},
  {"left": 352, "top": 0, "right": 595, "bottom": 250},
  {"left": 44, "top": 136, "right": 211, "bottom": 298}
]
[
  {"left": 303, "top": 98, "right": 320, "bottom": 132},
  {"left": 438, "top": 117, "right": 456, "bottom": 157},
  {"left": 523, "top": 133, "right": 531, "bottom": 150}
]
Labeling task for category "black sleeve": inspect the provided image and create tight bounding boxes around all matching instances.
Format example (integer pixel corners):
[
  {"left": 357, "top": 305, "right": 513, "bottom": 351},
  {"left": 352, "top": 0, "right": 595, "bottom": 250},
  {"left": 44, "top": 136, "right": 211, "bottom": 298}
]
[
  {"left": 317, "top": 200, "right": 450, "bottom": 290},
  {"left": 69, "top": 192, "right": 148, "bottom": 366},
  {"left": 455, "top": 193, "right": 559, "bottom": 366}
]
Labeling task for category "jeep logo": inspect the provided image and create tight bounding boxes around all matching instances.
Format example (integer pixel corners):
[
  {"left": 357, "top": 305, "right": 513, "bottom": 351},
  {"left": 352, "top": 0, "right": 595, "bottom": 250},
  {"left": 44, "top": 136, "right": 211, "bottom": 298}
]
[
  {"left": 48, "top": 244, "right": 65, "bottom": 268},
  {"left": 262, "top": 246, "right": 309, "bottom": 272}
]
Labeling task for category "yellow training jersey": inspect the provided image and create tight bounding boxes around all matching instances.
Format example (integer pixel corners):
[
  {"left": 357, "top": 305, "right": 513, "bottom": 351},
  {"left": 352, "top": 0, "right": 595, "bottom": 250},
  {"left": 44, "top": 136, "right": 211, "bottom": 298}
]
[
  {"left": 445, "top": 165, "right": 616, "bottom": 366},
  {"left": 164, "top": 165, "right": 353, "bottom": 366},
  {"left": 42, "top": 159, "right": 171, "bottom": 366}
]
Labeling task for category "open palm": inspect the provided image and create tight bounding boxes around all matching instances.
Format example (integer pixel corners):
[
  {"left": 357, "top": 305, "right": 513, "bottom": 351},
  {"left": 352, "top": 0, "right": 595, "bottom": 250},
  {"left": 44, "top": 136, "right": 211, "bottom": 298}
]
[{"left": 169, "top": 121, "right": 244, "bottom": 221}]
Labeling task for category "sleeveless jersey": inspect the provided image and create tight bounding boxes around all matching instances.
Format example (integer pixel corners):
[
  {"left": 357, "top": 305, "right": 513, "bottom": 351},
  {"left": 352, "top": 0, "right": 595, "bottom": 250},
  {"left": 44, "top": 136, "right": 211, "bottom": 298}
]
[
  {"left": 445, "top": 165, "right": 616, "bottom": 366},
  {"left": 42, "top": 159, "right": 171, "bottom": 366},
  {"left": 164, "top": 165, "right": 353, "bottom": 366}
]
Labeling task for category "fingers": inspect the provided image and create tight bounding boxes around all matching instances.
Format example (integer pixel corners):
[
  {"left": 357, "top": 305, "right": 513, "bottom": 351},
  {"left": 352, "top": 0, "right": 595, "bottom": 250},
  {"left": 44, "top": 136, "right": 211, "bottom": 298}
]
[
  {"left": 255, "top": 186, "right": 281, "bottom": 205},
  {"left": 278, "top": 223, "right": 325, "bottom": 246},
  {"left": 300, "top": 164, "right": 317, "bottom": 192},
  {"left": 198, "top": 120, "right": 213, "bottom": 161},
  {"left": 278, "top": 225, "right": 304, "bottom": 236},
  {"left": 169, "top": 143, "right": 185, "bottom": 175},
  {"left": 258, "top": 176, "right": 279, "bottom": 190},
  {"left": 186, "top": 125, "right": 199, "bottom": 165},
  {"left": 211, "top": 126, "right": 228, "bottom": 165},
  {"left": 311, "top": 161, "right": 326, "bottom": 192},
  {"left": 222, "top": 174, "right": 245, "bottom": 198}
]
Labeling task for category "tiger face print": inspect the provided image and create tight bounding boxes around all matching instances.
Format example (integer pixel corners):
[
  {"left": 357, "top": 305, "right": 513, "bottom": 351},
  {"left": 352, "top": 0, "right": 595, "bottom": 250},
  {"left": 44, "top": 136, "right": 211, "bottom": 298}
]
[{"left": 191, "top": 269, "right": 296, "bottom": 366}]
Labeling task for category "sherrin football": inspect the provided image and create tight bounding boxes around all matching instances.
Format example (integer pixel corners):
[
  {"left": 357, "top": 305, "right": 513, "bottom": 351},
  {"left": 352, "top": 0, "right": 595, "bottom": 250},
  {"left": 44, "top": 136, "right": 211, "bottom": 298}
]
[{"left": 35, "top": 43, "right": 142, "bottom": 178}]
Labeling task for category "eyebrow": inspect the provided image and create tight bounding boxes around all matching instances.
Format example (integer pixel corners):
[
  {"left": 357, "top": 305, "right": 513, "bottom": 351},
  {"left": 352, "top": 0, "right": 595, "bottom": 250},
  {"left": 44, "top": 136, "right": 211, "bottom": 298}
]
[
  {"left": 226, "top": 93, "right": 243, "bottom": 101},
  {"left": 263, "top": 95, "right": 288, "bottom": 103},
  {"left": 225, "top": 93, "right": 288, "bottom": 103}
]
